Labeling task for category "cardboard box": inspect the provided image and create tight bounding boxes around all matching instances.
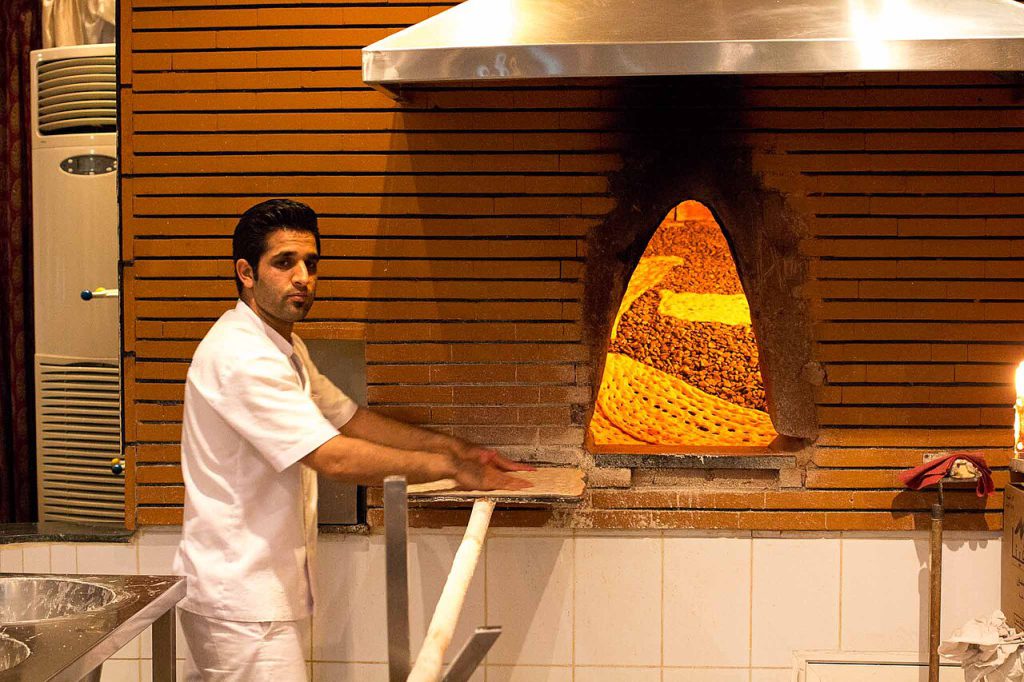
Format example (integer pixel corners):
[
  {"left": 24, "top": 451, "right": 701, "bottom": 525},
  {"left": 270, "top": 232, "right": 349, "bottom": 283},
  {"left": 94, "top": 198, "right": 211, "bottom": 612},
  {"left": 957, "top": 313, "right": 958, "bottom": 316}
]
[{"left": 1002, "top": 482, "right": 1024, "bottom": 631}]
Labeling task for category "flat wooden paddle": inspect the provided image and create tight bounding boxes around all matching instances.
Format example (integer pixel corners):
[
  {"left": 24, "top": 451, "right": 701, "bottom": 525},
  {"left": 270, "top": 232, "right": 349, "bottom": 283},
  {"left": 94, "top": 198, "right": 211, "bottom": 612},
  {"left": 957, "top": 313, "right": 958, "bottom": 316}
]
[{"left": 406, "top": 467, "right": 585, "bottom": 504}]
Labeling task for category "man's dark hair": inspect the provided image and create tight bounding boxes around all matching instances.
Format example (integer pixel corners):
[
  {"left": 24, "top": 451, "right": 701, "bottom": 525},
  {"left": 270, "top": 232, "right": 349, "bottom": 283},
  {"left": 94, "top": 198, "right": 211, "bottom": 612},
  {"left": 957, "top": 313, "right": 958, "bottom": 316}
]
[{"left": 232, "top": 199, "right": 321, "bottom": 295}]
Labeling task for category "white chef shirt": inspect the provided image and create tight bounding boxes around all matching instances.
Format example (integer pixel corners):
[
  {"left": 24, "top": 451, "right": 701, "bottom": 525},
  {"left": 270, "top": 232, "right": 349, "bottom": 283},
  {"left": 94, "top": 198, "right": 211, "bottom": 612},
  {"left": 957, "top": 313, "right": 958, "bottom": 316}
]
[{"left": 173, "top": 300, "right": 357, "bottom": 622}]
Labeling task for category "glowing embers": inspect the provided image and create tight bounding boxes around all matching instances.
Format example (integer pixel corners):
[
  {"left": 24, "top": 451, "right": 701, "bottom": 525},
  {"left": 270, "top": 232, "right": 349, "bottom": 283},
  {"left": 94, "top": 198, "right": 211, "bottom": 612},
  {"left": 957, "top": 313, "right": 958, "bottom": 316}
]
[{"left": 592, "top": 201, "right": 778, "bottom": 448}]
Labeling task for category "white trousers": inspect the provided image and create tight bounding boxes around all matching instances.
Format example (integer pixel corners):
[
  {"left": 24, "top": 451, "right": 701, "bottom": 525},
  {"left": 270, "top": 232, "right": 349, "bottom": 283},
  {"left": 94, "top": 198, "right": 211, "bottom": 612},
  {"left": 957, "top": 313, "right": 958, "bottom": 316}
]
[{"left": 180, "top": 609, "right": 309, "bottom": 682}]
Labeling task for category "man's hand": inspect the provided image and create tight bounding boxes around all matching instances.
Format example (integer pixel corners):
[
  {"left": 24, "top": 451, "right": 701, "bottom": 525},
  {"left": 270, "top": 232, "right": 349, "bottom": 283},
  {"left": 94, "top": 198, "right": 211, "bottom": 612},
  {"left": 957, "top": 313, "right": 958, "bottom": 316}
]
[
  {"left": 451, "top": 457, "right": 533, "bottom": 492},
  {"left": 452, "top": 442, "right": 537, "bottom": 473}
]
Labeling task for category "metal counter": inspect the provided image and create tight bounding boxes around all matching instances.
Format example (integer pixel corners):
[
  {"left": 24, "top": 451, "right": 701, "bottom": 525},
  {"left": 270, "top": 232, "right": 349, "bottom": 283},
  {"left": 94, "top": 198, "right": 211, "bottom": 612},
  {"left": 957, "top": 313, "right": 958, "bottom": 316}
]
[{"left": 0, "top": 574, "right": 184, "bottom": 682}]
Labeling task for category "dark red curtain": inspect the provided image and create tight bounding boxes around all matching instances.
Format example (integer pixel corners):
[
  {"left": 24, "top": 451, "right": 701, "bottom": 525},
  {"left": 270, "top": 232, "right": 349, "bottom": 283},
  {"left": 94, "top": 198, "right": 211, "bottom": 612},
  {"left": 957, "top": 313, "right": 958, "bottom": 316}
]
[{"left": 0, "top": 0, "right": 40, "bottom": 522}]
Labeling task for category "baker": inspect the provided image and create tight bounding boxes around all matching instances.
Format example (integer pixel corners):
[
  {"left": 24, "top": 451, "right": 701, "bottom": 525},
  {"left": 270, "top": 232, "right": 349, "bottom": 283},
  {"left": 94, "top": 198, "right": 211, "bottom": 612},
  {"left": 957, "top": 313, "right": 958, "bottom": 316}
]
[{"left": 173, "top": 199, "right": 532, "bottom": 680}]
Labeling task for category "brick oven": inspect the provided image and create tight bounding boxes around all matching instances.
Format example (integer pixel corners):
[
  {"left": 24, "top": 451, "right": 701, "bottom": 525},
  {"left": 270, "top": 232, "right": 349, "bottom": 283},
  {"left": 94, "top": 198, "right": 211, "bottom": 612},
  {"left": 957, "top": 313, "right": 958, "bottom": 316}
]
[{"left": 121, "top": 0, "right": 1024, "bottom": 533}]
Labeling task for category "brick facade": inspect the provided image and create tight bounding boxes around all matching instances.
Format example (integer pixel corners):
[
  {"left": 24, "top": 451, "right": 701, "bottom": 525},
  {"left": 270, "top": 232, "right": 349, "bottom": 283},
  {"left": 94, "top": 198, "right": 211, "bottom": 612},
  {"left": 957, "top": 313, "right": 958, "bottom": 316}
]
[{"left": 120, "top": 0, "right": 1022, "bottom": 531}]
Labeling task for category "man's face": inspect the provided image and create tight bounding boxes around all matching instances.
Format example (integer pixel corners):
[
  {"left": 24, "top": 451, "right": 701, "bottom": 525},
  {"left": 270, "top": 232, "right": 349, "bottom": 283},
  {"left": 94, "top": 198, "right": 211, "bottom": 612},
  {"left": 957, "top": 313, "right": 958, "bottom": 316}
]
[{"left": 242, "top": 229, "right": 319, "bottom": 328}]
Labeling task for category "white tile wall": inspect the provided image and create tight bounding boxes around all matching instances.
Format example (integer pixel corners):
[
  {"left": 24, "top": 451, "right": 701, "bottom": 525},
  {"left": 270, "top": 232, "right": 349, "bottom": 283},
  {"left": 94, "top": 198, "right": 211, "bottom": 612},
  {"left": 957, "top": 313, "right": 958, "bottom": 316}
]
[
  {"left": 50, "top": 543, "right": 77, "bottom": 572},
  {"left": 311, "top": 662, "right": 389, "bottom": 681},
  {"left": 749, "top": 668, "right": 792, "bottom": 682},
  {"left": 574, "top": 534, "right": 662, "bottom": 667},
  {"left": 486, "top": 534, "right": 573, "bottom": 666},
  {"left": 311, "top": 533, "right": 389, "bottom": 662},
  {"left": 0, "top": 545, "right": 23, "bottom": 572},
  {"left": 940, "top": 533, "right": 1001, "bottom": 640},
  {"left": 573, "top": 666, "right": 660, "bottom": 682},
  {"left": 751, "top": 536, "right": 841, "bottom": 667},
  {"left": 664, "top": 534, "right": 752, "bottom": 667},
  {"left": 663, "top": 668, "right": 749, "bottom": 682},
  {"left": 99, "top": 659, "right": 139, "bottom": 682},
  {"left": 841, "top": 536, "right": 928, "bottom": 651},
  {"left": 78, "top": 543, "right": 138, "bottom": 575},
  {"left": 486, "top": 665, "right": 573, "bottom": 682},
  {"left": 6, "top": 529, "right": 1001, "bottom": 681},
  {"left": 138, "top": 527, "right": 180, "bottom": 575},
  {"left": 407, "top": 531, "right": 487, "bottom": 664},
  {"left": 23, "top": 544, "right": 51, "bottom": 572}
]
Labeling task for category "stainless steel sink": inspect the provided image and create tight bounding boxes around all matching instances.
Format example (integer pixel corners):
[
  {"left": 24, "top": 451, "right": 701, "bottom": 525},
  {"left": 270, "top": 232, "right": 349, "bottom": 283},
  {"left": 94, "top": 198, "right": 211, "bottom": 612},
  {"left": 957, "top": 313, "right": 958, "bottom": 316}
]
[
  {"left": 0, "top": 634, "right": 30, "bottom": 672},
  {"left": 0, "top": 576, "right": 119, "bottom": 624}
]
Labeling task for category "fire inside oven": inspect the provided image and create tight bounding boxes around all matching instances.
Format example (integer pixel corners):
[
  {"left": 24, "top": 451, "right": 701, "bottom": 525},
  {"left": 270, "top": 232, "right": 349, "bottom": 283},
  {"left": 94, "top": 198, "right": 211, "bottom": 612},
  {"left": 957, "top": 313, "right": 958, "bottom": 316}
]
[{"left": 590, "top": 201, "right": 778, "bottom": 449}]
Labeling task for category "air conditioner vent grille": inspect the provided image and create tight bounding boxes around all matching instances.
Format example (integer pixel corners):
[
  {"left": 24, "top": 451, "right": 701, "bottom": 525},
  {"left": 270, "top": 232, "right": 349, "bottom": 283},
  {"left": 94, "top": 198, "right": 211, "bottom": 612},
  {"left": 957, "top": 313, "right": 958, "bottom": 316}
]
[
  {"left": 35, "top": 357, "right": 123, "bottom": 524},
  {"left": 36, "top": 55, "right": 116, "bottom": 135}
]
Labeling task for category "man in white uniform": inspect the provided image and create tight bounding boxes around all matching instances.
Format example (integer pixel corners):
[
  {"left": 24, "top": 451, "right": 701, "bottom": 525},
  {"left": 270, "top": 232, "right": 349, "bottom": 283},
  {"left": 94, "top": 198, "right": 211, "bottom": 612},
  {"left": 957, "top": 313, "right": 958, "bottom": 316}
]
[{"left": 173, "top": 199, "right": 532, "bottom": 681}]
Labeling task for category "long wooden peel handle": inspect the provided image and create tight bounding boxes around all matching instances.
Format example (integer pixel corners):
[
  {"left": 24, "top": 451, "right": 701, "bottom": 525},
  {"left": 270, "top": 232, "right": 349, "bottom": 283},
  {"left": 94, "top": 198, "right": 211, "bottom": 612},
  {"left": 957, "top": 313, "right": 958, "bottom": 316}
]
[
  {"left": 928, "top": 501, "right": 943, "bottom": 682},
  {"left": 407, "top": 498, "right": 495, "bottom": 682}
]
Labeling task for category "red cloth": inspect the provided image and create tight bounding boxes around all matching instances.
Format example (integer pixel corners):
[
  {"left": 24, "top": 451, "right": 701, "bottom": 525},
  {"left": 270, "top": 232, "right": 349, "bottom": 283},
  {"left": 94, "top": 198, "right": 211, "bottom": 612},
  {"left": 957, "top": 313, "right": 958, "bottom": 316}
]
[{"left": 898, "top": 452, "right": 994, "bottom": 497}]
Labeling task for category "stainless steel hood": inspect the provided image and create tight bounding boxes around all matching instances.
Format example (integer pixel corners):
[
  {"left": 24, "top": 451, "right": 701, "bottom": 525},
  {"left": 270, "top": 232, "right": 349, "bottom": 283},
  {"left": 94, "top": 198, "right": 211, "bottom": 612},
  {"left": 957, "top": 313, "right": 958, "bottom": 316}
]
[{"left": 362, "top": 0, "right": 1024, "bottom": 95}]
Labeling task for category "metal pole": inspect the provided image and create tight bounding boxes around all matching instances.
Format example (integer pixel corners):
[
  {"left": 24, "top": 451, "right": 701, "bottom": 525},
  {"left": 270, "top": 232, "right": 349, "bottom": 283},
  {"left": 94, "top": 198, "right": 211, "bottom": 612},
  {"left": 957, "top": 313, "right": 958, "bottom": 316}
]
[{"left": 384, "top": 476, "right": 411, "bottom": 682}]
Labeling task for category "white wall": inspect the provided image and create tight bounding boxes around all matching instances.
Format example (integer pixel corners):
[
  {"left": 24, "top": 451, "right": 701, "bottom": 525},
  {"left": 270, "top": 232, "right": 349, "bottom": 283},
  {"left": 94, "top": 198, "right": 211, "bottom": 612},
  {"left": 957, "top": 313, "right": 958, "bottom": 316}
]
[{"left": 0, "top": 527, "right": 1000, "bottom": 681}]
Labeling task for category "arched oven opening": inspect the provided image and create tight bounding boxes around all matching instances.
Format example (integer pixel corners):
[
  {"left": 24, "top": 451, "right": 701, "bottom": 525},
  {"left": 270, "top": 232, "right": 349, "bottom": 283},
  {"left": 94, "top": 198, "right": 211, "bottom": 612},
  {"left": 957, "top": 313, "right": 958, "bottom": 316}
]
[{"left": 590, "top": 200, "right": 779, "bottom": 452}]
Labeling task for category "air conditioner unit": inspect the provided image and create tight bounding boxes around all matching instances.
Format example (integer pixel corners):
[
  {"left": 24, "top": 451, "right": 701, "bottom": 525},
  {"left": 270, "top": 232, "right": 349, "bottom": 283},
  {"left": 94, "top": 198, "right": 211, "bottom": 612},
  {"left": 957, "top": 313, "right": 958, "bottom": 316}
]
[{"left": 29, "top": 43, "right": 123, "bottom": 524}]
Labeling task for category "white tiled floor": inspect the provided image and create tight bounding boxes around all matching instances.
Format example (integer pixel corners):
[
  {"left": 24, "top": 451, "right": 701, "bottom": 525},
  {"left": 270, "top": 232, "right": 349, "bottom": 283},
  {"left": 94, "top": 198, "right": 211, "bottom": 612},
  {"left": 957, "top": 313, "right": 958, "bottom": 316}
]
[{"left": 1, "top": 528, "right": 1003, "bottom": 681}]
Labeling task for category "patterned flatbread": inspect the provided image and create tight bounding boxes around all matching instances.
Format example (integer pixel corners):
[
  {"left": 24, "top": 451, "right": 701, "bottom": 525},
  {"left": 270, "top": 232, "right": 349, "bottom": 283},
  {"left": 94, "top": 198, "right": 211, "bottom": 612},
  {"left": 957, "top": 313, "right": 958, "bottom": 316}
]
[
  {"left": 611, "top": 256, "right": 686, "bottom": 339},
  {"left": 597, "top": 353, "right": 776, "bottom": 447},
  {"left": 657, "top": 290, "right": 751, "bottom": 326},
  {"left": 588, "top": 402, "right": 650, "bottom": 445}
]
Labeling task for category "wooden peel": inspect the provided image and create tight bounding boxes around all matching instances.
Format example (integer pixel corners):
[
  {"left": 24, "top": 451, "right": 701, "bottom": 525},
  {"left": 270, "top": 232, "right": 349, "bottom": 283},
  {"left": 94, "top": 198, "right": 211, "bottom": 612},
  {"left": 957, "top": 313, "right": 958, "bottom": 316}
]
[
  {"left": 407, "top": 498, "right": 494, "bottom": 682},
  {"left": 406, "top": 467, "right": 586, "bottom": 504},
  {"left": 402, "top": 468, "right": 584, "bottom": 681}
]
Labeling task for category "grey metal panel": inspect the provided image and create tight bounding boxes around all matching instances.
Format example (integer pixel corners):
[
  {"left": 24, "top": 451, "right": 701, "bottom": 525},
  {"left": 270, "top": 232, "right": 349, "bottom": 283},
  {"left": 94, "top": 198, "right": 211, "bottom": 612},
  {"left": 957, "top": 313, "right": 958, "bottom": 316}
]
[
  {"left": 363, "top": 0, "right": 1024, "bottom": 91},
  {"left": 384, "top": 476, "right": 411, "bottom": 682},
  {"left": 303, "top": 339, "right": 366, "bottom": 525}
]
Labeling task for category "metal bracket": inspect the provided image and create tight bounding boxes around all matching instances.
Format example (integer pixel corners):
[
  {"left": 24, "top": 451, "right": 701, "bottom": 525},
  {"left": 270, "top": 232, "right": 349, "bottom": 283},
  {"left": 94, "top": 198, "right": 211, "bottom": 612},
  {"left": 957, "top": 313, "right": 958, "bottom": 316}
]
[{"left": 441, "top": 627, "right": 502, "bottom": 682}]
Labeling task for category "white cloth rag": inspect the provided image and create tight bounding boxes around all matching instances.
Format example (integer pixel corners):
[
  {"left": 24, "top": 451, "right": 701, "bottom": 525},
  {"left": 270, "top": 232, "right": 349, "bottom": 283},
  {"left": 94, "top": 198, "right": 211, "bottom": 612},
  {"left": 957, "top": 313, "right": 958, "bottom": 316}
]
[{"left": 939, "top": 611, "right": 1024, "bottom": 682}]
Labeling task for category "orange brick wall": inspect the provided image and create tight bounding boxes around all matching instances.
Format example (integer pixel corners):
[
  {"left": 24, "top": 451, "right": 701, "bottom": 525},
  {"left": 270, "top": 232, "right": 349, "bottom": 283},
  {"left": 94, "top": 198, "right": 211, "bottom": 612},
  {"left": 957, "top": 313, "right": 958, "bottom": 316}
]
[{"left": 119, "top": 1, "right": 1022, "bottom": 531}]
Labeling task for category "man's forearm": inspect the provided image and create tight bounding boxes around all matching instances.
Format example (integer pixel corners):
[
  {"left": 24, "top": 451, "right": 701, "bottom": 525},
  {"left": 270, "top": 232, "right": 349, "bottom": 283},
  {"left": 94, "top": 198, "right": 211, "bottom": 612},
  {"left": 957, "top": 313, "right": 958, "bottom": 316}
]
[
  {"left": 339, "top": 407, "right": 464, "bottom": 456},
  {"left": 302, "top": 434, "right": 456, "bottom": 485}
]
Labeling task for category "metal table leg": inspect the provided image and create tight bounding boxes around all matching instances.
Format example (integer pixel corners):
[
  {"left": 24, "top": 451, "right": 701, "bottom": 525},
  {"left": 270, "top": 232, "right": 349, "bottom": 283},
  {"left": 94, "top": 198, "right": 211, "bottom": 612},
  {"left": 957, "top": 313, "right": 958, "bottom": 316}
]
[{"left": 152, "top": 608, "right": 176, "bottom": 682}]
